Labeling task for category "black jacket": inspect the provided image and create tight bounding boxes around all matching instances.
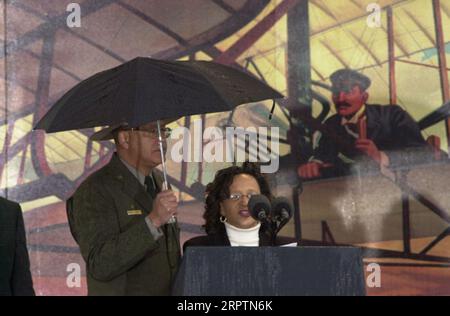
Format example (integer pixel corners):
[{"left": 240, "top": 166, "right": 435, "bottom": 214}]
[
  {"left": 183, "top": 227, "right": 293, "bottom": 253},
  {"left": 313, "top": 104, "right": 430, "bottom": 171},
  {"left": 0, "top": 197, "right": 35, "bottom": 296}
]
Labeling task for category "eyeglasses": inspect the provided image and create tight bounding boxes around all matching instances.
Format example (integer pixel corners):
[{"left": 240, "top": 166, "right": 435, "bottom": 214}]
[
  {"left": 228, "top": 193, "right": 257, "bottom": 201},
  {"left": 125, "top": 127, "right": 172, "bottom": 138}
]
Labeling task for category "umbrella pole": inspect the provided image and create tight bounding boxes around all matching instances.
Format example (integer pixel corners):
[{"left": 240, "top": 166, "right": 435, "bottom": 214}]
[
  {"left": 157, "top": 120, "right": 176, "bottom": 224},
  {"left": 157, "top": 120, "right": 169, "bottom": 190}
]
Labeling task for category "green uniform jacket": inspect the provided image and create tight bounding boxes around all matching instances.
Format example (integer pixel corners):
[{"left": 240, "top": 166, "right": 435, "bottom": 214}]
[
  {"left": 67, "top": 154, "right": 181, "bottom": 296},
  {"left": 0, "top": 197, "right": 35, "bottom": 296}
]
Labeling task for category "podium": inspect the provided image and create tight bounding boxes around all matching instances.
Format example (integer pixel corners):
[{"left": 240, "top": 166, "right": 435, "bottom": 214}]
[{"left": 172, "top": 246, "right": 366, "bottom": 296}]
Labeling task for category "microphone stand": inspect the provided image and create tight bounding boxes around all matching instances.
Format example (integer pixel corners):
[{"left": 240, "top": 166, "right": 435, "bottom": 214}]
[
  {"left": 270, "top": 220, "right": 278, "bottom": 246},
  {"left": 270, "top": 218, "right": 291, "bottom": 246},
  {"left": 257, "top": 212, "right": 275, "bottom": 246}
]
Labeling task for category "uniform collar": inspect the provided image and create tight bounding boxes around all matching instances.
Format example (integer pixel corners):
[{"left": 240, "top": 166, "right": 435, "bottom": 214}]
[
  {"left": 119, "top": 157, "right": 148, "bottom": 187},
  {"left": 107, "top": 153, "right": 155, "bottom": 213}
]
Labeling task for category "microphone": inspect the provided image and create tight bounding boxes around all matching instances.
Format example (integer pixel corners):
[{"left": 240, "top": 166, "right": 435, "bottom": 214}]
[
  {"left": 248, "top": 195, "right": 271, "bottom": 222},
  {"left": 271, "top": 197, "right": 293, "bottom": 233}
]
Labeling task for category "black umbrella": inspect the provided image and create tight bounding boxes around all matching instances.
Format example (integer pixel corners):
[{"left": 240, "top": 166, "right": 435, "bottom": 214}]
[
  {"left": 34, "top": 57, "right": 283, "bottom": 132},
  {"left": 34, "top": 57, "right": 283, "bottom": 192}
]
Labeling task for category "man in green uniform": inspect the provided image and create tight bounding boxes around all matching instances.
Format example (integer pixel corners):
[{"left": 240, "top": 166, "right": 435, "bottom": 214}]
[{"left": 67, "top": 120, "right": 180, "bottom": 295}]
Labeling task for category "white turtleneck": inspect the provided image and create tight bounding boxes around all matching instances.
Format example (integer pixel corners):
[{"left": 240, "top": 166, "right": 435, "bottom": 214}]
[{"left": 224, "top": 222, "right": 261, "bottom": 247}]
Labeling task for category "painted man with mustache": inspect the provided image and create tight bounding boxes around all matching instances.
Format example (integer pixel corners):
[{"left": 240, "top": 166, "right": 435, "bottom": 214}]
[{"left": 298, "top": 69, "right": 428, "bottom": 179}]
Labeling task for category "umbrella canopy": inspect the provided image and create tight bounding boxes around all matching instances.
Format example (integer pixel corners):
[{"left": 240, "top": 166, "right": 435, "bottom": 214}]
[{"left": 34, "top": 57, "right": 283, "bottom": 133}]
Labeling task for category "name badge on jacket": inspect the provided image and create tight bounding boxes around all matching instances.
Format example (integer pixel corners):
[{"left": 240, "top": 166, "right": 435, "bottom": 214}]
[{"left": 127, "top": 209, "right": 143, "bottom": 216}]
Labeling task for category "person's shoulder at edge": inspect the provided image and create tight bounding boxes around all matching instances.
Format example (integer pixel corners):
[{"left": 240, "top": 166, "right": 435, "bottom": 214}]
[
  {"left": 0, "top": 196, "right": 21, "bottom": 210},
  {"left": 0, "top": 197, "right": 22, "bottom": 224}
]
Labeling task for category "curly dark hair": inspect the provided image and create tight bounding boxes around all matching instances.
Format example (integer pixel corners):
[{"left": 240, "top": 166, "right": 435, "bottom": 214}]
[{"left": 203, "top": 162, "right": 272, "bottom": 235}]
